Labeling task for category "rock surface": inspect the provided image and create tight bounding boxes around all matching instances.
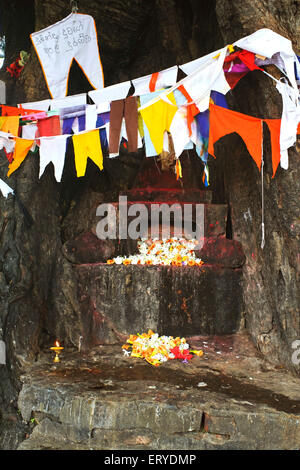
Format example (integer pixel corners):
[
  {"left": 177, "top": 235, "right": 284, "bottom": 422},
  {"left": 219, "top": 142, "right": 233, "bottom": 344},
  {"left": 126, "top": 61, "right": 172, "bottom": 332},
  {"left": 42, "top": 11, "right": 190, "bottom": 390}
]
[
  {"left": 74, "top": 264, "right": 244, "bottom": 349},
  {"left": 195, "top": 237, "right": 246, "bottom": 268},
  {"left": 16, "top": 334, "right": 300, "bottom": 450}
]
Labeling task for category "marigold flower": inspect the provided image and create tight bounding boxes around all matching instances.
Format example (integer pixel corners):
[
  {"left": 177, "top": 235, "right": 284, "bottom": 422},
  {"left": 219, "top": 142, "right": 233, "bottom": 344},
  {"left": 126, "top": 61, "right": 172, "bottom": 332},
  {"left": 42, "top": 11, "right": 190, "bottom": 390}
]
[
  {"left": 190, "top": 349, "right": 204, "bottom": 357},
  {"left": 106, "top": 259, "right": 115, "bottom": 264}
]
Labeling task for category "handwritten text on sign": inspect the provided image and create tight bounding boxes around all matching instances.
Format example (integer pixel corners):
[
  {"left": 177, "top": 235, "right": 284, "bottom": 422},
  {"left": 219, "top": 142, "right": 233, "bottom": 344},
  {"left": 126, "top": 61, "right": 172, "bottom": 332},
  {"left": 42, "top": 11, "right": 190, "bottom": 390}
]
[{"left": 34, "top": 18, "right": 92, "bottom": 59}]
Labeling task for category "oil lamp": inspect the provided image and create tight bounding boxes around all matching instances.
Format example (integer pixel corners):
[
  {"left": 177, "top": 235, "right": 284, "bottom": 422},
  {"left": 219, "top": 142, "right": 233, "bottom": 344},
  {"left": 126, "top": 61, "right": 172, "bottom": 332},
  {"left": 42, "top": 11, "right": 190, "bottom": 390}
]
[{"left": 50, "top": 340, "right": 64, "bottom": 363}]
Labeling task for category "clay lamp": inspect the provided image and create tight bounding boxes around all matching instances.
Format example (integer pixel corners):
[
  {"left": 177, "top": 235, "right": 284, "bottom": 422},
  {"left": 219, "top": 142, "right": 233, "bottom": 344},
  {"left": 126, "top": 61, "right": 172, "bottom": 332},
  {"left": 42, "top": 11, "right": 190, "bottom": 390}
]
[{"left": 50, "top": 340, "right": 64, "bottom": 363}]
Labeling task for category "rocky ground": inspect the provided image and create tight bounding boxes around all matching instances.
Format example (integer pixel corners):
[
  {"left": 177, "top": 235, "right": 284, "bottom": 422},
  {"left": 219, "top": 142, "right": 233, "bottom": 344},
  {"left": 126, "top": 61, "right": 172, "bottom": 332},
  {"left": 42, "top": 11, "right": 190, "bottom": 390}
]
[{"left": 14, "top": 331, "right": 300, "bottom": 450}]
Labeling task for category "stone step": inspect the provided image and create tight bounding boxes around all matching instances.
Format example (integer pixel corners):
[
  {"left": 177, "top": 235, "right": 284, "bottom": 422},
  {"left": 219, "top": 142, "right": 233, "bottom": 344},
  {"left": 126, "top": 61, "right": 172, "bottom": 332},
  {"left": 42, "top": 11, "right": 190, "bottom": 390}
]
[
  {"left": 16, "top": 338, "right": 300, "bottom": 450},
  {"left": 73, "top": 264, "right": 243, "bottom": 350}
]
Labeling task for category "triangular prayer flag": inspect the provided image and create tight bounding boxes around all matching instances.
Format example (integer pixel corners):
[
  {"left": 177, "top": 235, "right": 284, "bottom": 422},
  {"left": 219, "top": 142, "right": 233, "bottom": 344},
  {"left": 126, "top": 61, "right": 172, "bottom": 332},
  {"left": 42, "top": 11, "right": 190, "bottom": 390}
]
[
  {"left": 39, "top": 135, "right": 69, "bottom": 182},
  {"left": 72, "top": 129, "right": 103, "bottom": 177},
  {"left": 0, "top": 116, "right": 20, "bottom": 137},
  {"left": 208, "top": 104, "right": 263, "bottom": 170},
  {"left": 7, "top": 138, "right": 35, "bottom": 177},
  {"left": 0, "top": 178, "right": 14, "bottom": 197}
]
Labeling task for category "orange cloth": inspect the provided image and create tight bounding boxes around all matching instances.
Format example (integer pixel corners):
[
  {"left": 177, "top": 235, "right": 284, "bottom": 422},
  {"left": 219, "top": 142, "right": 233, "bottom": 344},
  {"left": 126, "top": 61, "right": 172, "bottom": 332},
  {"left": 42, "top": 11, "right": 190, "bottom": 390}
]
[
  {"left": 208, "top": 104, "right": 283, "bottom": 177},
  {"left": 264, "top": 119, "right": 281, "bottom": 177},
  {"left": 149, "top": 72, "right": 159, "bottom": 92},
  {"left": 208, "top": 104, "right": 263, "bottom": 170},
  {"left": 1, "top": 105, "right": 44, "bottom": 116},
  {"left": 297, "top": 122, "right": 300, "bottom": 135},
  {"left": 0, "top": 116, "right": 20, "bottom": 137},
  {"left": 175, "top": 158, "right": 182, "bottom": 180},
  {"left": 7, "top": 138, "right": 35, "bottom": 177},
  {"left": 177, "top": 84, "right": 200, "bottom": 137}
]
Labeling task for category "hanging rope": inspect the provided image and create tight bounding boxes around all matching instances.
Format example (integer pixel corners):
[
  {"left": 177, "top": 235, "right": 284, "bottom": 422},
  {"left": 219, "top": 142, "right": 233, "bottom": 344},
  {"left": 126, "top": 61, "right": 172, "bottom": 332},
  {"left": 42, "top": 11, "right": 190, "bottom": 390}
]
[{"left": 261, "top": 122, "right": 265, "bottom": 249}]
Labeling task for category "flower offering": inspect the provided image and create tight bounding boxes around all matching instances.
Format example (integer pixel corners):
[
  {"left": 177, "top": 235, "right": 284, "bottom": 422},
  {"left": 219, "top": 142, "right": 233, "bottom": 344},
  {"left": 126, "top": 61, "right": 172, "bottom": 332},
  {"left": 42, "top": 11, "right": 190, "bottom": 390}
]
[
  {"left": 122, "top": 329, "right": 203, "bottom": 366},
  {"left": 106, "top": 238, "right": 204, "bottom": 267}
]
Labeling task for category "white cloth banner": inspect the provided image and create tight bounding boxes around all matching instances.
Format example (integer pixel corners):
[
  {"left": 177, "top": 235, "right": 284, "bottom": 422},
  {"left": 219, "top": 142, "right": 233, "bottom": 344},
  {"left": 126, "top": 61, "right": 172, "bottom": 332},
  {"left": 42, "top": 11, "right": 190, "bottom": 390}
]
[
  {"left": 276, "top": 80, "right": 300, "bottom": 169},
  {"left": 39, "top": 134, "right": 69, "bottom": 182},
  {"left": 18, "top": 99, "right": 51, "bottom": 111},
  {"left": 234, "top": 28, "right": 300, "bottom": 91},
  {"left": 179, "top": 47, "right": 225, "bottom": 76},
  {"left": 31, "top": 13, "right": 104, "bottom": 99},
  {"left": 0, "top": 130, "right": 15, "bottom": 154},
  {"left": 139, "top": 46, "right": 230, "bottom": 114},
  {"left": 85, "top": 104, "right": 98, "bottom": 130},
  {"left": 132, "top": 65, "right": 178, "bottom": 96},
  {"left": 0, "top": 178, "right": 14, "bottom": 198},
  {"left": 89, "top": 81, "right": 131, "bottom": 104},
  {"left": 50, "top": 93, "right": 87, "bottom": 111},
  {"left": 234, "top": 28, "right": 300, "bottom": 168}
]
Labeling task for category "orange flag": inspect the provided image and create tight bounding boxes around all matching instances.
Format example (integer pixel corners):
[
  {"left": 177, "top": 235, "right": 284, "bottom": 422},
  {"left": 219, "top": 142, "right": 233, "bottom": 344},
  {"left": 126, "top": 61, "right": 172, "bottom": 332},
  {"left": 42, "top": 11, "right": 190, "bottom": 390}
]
[
  {"left": 0, "top": 116, "right": 20, "bottom": 137},
  {"left": 1, "top": 105, "right": 44, "bottom": 116},
  {"left": 208, "top": 104, "right": 263, "bottom": 170},
  {"left": 7, "top": 138, "right": 35, "bottom": 177}
]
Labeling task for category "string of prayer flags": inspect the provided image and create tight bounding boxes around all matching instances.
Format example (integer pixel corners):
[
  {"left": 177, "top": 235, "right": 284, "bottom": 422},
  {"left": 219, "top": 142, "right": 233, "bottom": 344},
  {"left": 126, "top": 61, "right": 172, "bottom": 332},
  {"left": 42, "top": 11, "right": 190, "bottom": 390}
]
[{"left": 0, "top": 26, "right": 297, "bottom": 199}]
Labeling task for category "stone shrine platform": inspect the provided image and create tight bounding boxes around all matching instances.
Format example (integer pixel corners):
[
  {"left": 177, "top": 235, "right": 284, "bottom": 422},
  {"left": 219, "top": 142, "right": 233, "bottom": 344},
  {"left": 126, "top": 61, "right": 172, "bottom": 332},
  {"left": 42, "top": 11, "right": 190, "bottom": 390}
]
[{"left": 16, "top": 332, "right": 300, "bottom": 450}]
